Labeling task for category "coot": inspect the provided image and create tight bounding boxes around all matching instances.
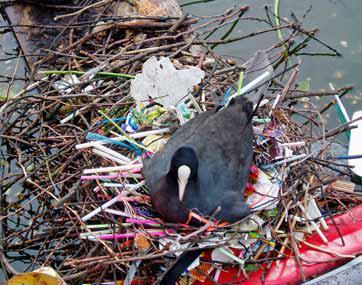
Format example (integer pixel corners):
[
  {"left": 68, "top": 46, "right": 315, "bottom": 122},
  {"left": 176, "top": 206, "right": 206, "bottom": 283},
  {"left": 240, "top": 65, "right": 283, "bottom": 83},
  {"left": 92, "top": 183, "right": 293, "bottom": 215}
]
[{"left": 143, "top": 96, "right": 254, "bottom": 224}]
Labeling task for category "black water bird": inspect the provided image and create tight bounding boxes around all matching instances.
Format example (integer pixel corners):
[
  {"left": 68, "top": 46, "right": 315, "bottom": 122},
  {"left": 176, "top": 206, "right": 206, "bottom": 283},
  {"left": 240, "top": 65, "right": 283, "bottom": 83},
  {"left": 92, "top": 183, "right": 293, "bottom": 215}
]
[{"left": 143, "top": 96, "right": 254, "bottom": 224}]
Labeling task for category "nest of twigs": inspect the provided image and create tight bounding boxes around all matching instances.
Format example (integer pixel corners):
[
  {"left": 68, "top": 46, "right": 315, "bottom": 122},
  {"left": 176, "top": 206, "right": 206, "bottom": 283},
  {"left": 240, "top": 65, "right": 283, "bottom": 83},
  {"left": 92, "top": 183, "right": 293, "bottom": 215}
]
[{"left": 0, "top": 1, "right": 359, "bottom": 284}]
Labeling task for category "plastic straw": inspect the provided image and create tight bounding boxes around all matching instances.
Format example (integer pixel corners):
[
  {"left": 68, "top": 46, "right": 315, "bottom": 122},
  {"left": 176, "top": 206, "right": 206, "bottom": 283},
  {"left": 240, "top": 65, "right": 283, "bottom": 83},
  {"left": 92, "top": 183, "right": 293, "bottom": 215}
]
[
  {"left": 80, "top": 173, "right": 143, "bottom": 180},
  {"left": 126, "top": 218, "right": 160, "bottom": 225},
  {"left": 80, "top": 229, "right": 114, "bottom": 238},
  {"left": 76, "top": 128, "right": 171, "bottom": 149},
  {"left": 97, "top": 231, "right": 166, "bottom": 240},
  {"left": 93, "top": 144, "right": 131, "bottom": 163},
  {"left": 82, "top": 194, "right": 122, "bottom": 221},
  {"left": 86, "top": 133, "right": 139, "bottom": 151},
  {"left": 329, "top": 83, "right": 351, "bottom": 140},
  {"left": 103, "top": 181, "right": 145, "bottom": 189},
  {"left": 104, "top": 208, "right": 131, "bottom": 218},
  {"left": 95, "top": 117, "right": 126, "bottom": 125},
  {"left": 298, "top": 204, "right": 328, "bottom": 244},
  {"left": 279, "top": 141, "right": 306, "bottom": 148},
  {"left": 83, "top": 163, "right": 143, "bottom": 174},
  {"left": 218, "top": 247, "right": 245, "bottom": 265},
  {"left": 262, "top": 154, "right": 307, "bottom": 168},
  {"left": 226, "top": 70, "right": 273, "bottom": 106},
  {"left": 329, "top": 154, "right": 362, "bottom": 160},
  {"left": 60, "top": 110, "right": 80, "bottom": 124},
  {"left": 93, "top": 149, "right": 127, "bottom": 165}
]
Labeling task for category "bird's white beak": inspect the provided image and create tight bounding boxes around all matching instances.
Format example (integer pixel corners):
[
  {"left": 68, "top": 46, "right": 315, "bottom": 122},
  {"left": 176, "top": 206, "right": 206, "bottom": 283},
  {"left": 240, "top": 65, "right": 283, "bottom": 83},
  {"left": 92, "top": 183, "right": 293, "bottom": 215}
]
[{"left": 177, "top": 165, "right": 191, "bottom": 202}]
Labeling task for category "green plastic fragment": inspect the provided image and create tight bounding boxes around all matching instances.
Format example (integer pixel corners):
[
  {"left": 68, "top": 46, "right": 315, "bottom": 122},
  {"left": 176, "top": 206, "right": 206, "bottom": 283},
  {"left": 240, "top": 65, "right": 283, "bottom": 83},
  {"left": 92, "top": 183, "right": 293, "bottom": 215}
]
[
  {"left": 245, "top": 264, "right": 258, "bottom": 272},
  {"left": 248, "top": 231, "right": 260, "bottom": 239},
  {"left": 237, "top": 71, "right": 244, "bottom": 96},
  {"left": 178, "top": 103, "right": 191, "bottom": 119}
]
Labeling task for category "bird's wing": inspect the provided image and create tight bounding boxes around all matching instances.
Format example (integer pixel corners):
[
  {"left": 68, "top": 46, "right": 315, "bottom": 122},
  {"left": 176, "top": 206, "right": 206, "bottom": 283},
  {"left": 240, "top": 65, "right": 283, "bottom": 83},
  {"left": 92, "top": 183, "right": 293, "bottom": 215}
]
[{"left": 192, "top": 100, "right": 253, "bottom": 195}]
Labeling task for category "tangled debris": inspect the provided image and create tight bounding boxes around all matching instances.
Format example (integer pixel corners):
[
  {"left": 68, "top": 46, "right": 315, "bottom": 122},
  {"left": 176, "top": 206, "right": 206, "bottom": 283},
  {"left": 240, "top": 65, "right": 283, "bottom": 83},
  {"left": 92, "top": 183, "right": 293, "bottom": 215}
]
[{"left": 0, "top": 1, "right": 360, "bottom": 284}]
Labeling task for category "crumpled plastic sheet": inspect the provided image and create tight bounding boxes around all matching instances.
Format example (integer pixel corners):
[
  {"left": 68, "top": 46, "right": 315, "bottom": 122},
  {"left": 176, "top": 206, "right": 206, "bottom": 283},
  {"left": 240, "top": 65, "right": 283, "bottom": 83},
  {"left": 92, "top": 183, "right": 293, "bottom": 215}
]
[{"left": 130, "top": 56, "right": 205, "bottom": 108}]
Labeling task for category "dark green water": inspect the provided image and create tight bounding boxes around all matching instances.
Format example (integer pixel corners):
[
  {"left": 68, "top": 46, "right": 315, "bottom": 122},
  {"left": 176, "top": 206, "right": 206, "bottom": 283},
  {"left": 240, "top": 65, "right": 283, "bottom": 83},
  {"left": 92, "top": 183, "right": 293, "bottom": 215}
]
[
  {"left": 1, "top": 1, "right": 361, "bottom": 115},
  {"left": 180, "top": 0, "right": 362, "bottom": 119}
]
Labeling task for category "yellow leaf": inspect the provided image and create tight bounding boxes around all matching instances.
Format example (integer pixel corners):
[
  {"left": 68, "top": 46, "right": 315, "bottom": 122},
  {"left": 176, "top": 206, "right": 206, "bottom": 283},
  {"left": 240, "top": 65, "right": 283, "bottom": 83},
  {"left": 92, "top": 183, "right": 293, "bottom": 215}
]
[{"left": 8, "top": 267, "right": 66, "bottom": 285}]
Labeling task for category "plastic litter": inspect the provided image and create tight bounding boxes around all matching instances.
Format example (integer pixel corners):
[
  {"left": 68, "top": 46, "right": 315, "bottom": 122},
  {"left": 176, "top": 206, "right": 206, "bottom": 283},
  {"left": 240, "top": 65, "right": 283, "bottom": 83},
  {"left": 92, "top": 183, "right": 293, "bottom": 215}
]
[{"left": 130, "top": 56, "right": 205, "bottom": 108}]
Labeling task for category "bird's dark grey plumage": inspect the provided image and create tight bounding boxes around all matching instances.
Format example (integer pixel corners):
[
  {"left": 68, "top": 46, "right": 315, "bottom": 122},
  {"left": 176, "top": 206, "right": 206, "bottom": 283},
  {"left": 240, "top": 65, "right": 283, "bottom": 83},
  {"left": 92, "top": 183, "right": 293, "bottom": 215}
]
[{"left": 143, "top": 96, "right": 253, "bottom": 224}]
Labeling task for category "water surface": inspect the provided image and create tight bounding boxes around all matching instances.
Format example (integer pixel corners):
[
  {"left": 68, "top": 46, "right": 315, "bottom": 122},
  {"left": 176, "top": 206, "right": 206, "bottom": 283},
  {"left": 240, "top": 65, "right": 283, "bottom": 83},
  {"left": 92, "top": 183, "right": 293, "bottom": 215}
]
[{"left": 180, "top": 0, "right": 362, "bottom": 119}]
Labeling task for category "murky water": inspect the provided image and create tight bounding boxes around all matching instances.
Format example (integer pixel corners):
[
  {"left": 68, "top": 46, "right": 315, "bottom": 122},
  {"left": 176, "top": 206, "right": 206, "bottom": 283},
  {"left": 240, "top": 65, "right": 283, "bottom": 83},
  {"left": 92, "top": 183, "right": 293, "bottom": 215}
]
[
  {"left": 1, "top": 1, "right": 361, "bottom": 115},
  {"left": 180, "top": 0, "right": 362, "bottom": 119},
  {"left": 0, "top": 14, "right": 26, "bottom": 99}
]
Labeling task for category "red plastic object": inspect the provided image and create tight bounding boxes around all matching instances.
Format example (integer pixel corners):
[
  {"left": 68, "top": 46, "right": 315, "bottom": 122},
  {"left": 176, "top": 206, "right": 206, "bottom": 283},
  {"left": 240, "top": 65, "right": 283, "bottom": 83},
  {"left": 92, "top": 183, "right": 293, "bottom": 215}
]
[{"left": 197, "top": 204, "right": 362, "bottom": 285}]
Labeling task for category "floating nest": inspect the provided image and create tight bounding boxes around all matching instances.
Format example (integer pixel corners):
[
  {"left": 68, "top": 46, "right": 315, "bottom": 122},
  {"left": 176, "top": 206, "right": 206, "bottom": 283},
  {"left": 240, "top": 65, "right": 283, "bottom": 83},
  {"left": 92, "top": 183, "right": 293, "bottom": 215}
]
[{"left": 0, "top": 1, "right": 359, "bottom": 284}]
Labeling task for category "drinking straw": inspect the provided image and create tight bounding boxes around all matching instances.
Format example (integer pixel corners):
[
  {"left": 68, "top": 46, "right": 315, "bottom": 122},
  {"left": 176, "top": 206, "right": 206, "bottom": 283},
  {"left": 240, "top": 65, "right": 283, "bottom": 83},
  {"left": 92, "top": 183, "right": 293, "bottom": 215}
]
[
  {"left": 109, "top": 128, "right": 171, "bottom": 139},
  {"left": 279, "top": 142, "right": 306, "bottom": 148},
  {"left": 93, "top": 144, "right": 131, "bottom": 163},
  {"left": 328, "top": 154, "right": 362, "bottom": 160},
  {"left": 40, "top": 70, "right": 135, "bottom": 79},
  {"left": 93, "top": 149, "right": 128, "bottom": 165},
  {"left": 126, "top": 218, "right": 160, "bottom": 225},
  {"left": 269, "top": 93, "right": 281, "bottom": 116},
  {"left": 218, "top": 247, "right": 245, "bottom": 265},
  {"left": 95, "top": 117, "right": 126, "bottom": 125},
  {"left": 80, "top": 174, "right": 143, "bottom": 180},
  {"left": 226, "top": 70, "right": 273, "bottom": 107},
  {"left": 298, "top": 204, "right": 328, "bottom": 244},
  {"left": 86, "top": 133, "right": 139, "bottom": 151},
  {"left": 97, "top": 231, "right": 166, "bottom": 240},
  {"left": 76, "top": 128, "right": 171, "bottom": 149},
  {"left": 104, "top": 209, "right": 131, "bottom": 218},
  {"left": 81, "top": 224, "right": 115, "bottom": 229},
  {"left": 237, "top": 71, "right": 244, "bottom": 96},
  {"left": 223, "top": 87, "right": 233, "bottom": 105},
  {"left": 329, "top": 83, "right": 351, "bottom": 140},
  {"left": 82, "top": 194, "right": 122, "bottom": 221},
  {"left": 83, "top": 163, "right": 143, "bottom": 174},
  {"left": 264, "top": 154, "right": 307, "bottom": 168},
  {"left": 103, "top": 181, "right": 145, "bottom": 189},
  {"left": 80, "top": 229, "right": 114, "bottom": 238},
  {"left": 60, "top": 109, "right": 81, "bottom": 124}
]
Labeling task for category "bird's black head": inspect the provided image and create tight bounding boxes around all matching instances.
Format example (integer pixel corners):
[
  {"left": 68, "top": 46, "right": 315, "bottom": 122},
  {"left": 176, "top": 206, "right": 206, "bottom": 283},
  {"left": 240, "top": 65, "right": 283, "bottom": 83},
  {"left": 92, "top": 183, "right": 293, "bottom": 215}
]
[{"left": 168, "top": 146, "right": 198, "bottom": 202}]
